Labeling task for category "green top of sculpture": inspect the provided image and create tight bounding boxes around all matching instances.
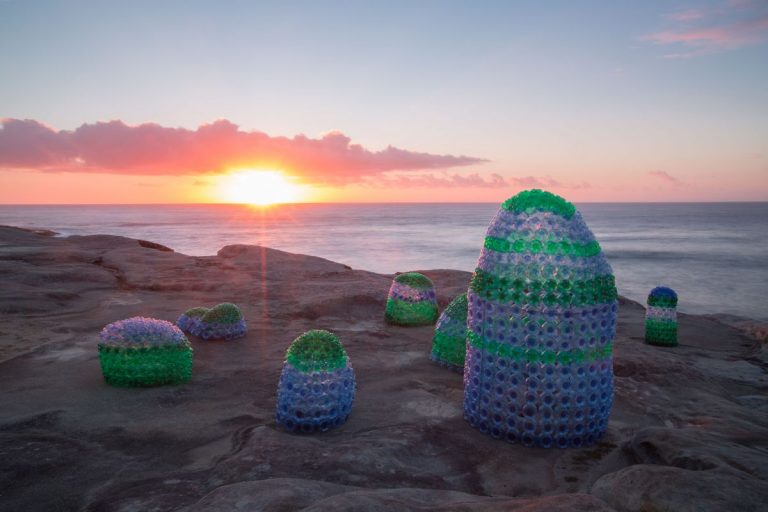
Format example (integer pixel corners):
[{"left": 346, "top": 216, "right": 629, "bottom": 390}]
[
  {"left": 182, "top": 307, "right": 209, "bottom": 319},
  {"left": 444, "top": 293, "right": 468, "bottom": 321},
  {"left": 394, "top": 272, "right": 434, "bottom": 289},
  {"left": 501, "top": 189, "right": 576, "bottom": 219},
  {"left": 200, "top": 303, "right": 243, "bottom": 324},
  {"left": 286, "top": 329, "right": 348, "bottom": 373}
]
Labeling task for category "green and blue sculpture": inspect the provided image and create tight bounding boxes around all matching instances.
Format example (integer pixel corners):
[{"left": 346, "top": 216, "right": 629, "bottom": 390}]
[
  {"left": 176, "top": 302, "right": 246, "bottom": 340},
  {"left": 98, "top": 317, "right": 193, "bottom": 387},
  {"left": 385, "top": 272, "right": 439, "bottom": 326},
  {"left": 276, "top": 330, "right": 356, "bottom": 433},
  {"left": 645, "top": 286, "right": 678, "bottom": 346},
  {"left": 431, "top": 293, "right": 468, "bottom": 371},
  {"left": 464, "top": 190, "right": 617, "bottom": 448}
]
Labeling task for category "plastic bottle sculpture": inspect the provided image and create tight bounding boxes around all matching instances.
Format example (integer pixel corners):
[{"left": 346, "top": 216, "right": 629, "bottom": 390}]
[
  {"left": 385, "top": 272, "right": 439, "bottom": 326},
  {"left": 176, "top": 307, "right": 208, "bottom": 333},
  {"left": 645, "top": 286, "right": 678, "bottom": 346},
  {"left": 98, "top": 317, "right": 193, "bottom": 387},
  {"left": 176, "top": 303, "right": 247, "bottom": 340},
  {"left": 464, "top": 189, "right": 617, "bottom": 448},
  {"left": 431, "top": 293, "right": 468, "bottom": 371},
  {"left": 276, "top": 330, "right": 356, "bottom": 433}
]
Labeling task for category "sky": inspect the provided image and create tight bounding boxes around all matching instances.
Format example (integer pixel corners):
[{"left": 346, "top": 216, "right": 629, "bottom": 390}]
[{"left": 0, "top": 0, "right": 766, "bottom": 203}]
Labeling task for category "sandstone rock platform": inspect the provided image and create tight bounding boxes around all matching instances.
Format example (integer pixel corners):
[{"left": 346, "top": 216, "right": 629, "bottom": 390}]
[{"left": 0, "top": 226, "right": 766, "bottom": 511}]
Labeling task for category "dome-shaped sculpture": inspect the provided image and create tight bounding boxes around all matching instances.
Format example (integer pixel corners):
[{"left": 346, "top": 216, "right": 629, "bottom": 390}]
[
  {"left": 276, "top": 330, "right": 356, "bottom": 433},
  {"left": 385, "top": 272, "right": 439, "bottom": 326},
  {"left": 98, "top": 317, "right": 193, "bottom": 387},
  {"left": 645, "top": 286, "right": 678, "bottom": 346},
  {"left": 431, "top": 293, "right": 468, "bottom": 371},
  {"left": 176, "top": 303, "right": 246, "bottom": 340},
  {"left": 464, "top": 189, "right": 617, "bottom": 448},
  {"left": 176, "top": 306, "right": 208, "bottom": 333}
]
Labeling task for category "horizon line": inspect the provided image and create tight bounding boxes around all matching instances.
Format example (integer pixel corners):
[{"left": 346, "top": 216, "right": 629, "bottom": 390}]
[{"left": 1, "top": 200, "right": 767, "bottom": 206}]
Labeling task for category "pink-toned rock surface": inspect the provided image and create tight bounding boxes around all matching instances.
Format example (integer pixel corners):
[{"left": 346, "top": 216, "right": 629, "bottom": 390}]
[{"left": 0, "top": 225, "right": 766, "bottom": 511}]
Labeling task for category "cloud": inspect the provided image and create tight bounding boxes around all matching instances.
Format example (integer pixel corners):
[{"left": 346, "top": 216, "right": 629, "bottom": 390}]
[
  {"left": 0, "top": 118, "right": 488, "bottom": 185},
  {"left": 645, "top": 19, "right": 768, "bottom": 48},
  {"left": 667, "top": 9, "right": 707, "bottom": 22},
  {"left": 368, "top": 172, "right": 507, "bottom": 188},
  {"left": 643, "top": 1, "right": 768, "bottom": 57},
  {"left": 366, "top": 172, "right": 589, "bottom": 190},
  {"left": 508, "top": 175, "right": 587, "bottom": 189},
  {"left": 648, "top": 170, "right": 683, "bottom": 185}
]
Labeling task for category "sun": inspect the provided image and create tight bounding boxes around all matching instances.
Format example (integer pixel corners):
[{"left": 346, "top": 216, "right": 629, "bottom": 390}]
[{"left": 218, "top": 170, "right": 304, "bottom": 205}]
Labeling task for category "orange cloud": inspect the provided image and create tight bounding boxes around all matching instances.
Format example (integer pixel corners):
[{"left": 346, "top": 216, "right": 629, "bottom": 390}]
[{"left": 0, "top": 119, "right": 488, "bottom": 185}]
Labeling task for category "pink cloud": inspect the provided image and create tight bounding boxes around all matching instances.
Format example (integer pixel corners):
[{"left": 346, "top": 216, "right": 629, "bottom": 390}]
[
  {"left": 0, "top": 119, "right": 488, "bottom": 185},
  {"left": 643, "top": 1, "right": 768, "bottom": 57},
  {"left": 645, "top": 18, "right": 768, "bottom": 48},
  {"left": 509, "top": 175, "right": 590, "bottom": 190},
  {"left": 667, "top": 9, "right": 707, "bottom": 22},
  {"left": 366, "top": 173, "right": 589, "bottom": 190},
  {"left": 648, "top": 170, "right": 683, "bottom": 185},
  {"left": 367, "top": 172, "right": 506, "bottom": 188}
]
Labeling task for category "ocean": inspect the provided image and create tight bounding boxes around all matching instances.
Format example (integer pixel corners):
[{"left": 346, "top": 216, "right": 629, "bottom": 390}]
[{"left": 2, "top": 203, "right": 766, "bottom": 321}]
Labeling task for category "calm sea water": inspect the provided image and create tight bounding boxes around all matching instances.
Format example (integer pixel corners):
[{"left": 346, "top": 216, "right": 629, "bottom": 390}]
[{"left": 2, "top": 203, "right": 766, "bottom": 321}]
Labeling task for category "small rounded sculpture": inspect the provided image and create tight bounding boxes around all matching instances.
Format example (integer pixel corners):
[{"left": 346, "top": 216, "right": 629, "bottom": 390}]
[
  {"left": 276, "top": 330, "right": 356, "bottom": 433},
  {"left": 176, "top": 306, "right": 208, "bottom": 333},
  {"left": 431, "top": 293, "right": 468, "bottom": 371},
  {"left": 98, "top": 317, "right": 193, "bottom": 387},
  {"left": 464, "top": 189, "right": 617, "bottom": 448},
  {"left": 385, "top": 272, "right": 439, "bottom": 326},
  {"left": 645, "top": 286, "right": 678, "bottom": 346},
  {"left": 176, "top": 303, "right": 246, "bottom": 340}
]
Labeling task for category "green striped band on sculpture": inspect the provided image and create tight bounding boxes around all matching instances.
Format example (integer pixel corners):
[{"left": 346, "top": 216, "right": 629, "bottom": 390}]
[
  {"left": 645, "top": 318, "right": 677, "bottom": 345},
  {"left": 467, "top": 330, "right": 612, "bottom": 365},
  {"left": 464, "top": 189, "right": 617, "bottom": 449},
  {"left": 385, "top": 299, "right": 439, "bottom": 326},
  {"left": 431, "top": 331, "right": 466, "bottom": 368},
  {"left": 385, "top": 272, "right": 439, "bottom": 326},
  {"left": 431, "top": 293, "right": 468, "bottom": 370},
  {"left": 98, "top": 316, "right": 193, "bottom": 387},
  {"left": 469, "top": 268, "right": 617, "bottom": 307},
  {"left": 647, "top": 295, "right": 678, "bottom": 308},
  {"left": 484, "top": 236, "right": 601, "bottom": 257},
  {"left": 98, "top": 343, "right": 193, "bottom": 387}
]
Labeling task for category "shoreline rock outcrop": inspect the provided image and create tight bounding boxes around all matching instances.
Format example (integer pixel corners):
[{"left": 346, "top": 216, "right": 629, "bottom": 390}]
[{"left": 0, "top": 225, "right": 766, "bottom": 511}]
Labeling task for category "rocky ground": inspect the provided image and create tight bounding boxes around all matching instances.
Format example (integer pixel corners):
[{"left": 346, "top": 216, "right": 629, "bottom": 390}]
[{"left": 0, "top": 225, "right": 766, "bottom": 511}]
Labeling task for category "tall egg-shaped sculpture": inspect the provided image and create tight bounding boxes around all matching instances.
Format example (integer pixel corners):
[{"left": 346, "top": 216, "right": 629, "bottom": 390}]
[{"left": 464, "top": 190, "right": 617, "bottom": 448}]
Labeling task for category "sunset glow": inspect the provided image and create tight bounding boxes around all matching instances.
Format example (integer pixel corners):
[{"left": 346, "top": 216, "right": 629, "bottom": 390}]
[
  {"left": 217, "top": 170, "right": 305, "bottom": 205},
  {"left": 1, "top": 1, "right": 767, "bottom": 203}
]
